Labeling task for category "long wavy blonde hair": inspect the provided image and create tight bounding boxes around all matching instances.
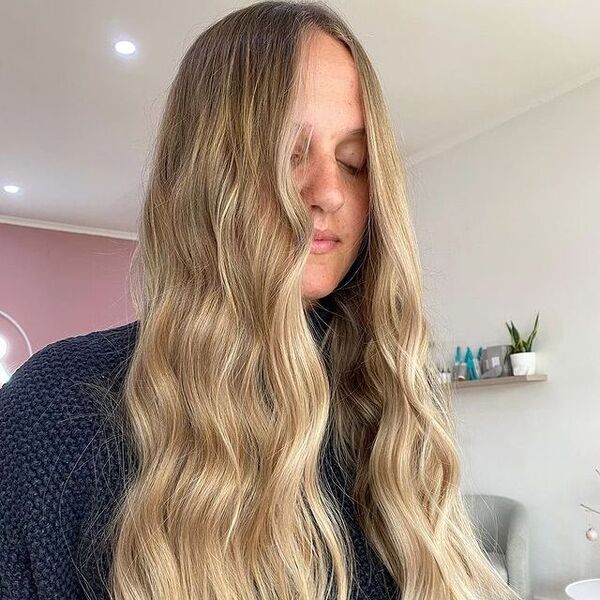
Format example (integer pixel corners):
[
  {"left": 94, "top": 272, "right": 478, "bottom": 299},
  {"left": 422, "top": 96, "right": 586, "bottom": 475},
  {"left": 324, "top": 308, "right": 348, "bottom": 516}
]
[{"left": 85, "top": 2, "right": 522, "bottom": 599}]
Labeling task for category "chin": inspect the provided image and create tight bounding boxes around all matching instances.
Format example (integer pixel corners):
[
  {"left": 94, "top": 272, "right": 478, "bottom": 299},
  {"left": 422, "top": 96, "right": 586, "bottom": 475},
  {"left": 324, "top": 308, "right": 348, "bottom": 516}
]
[{"left": 301, "top": 274, "right": 338, "bottom": 304}]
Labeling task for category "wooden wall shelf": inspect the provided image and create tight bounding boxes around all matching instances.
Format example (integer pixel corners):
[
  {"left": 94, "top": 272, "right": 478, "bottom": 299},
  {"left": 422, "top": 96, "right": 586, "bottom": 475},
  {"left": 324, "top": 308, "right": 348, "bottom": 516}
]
[{"left": 447, "top": 374, "right": 547, "bottom": 389}]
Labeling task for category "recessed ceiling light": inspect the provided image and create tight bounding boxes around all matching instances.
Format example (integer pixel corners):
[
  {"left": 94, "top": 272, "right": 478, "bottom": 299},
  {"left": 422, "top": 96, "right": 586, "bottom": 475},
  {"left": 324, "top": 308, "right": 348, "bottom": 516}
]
[
  {"left": 3, "top": 184, "right": 20, "bottom": 194},
  {"left": 114, "top": 40, "right": 136, "bottom": 55}
]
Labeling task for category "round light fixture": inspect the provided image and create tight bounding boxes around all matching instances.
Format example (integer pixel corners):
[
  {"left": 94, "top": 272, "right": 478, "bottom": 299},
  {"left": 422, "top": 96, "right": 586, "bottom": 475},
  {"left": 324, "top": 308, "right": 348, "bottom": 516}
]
[
  {"left": 114, "top": 40, "right": 136, "bottom": 55},
  {"left": 3, "top": 184, "right": 20, "bottom": 194}
]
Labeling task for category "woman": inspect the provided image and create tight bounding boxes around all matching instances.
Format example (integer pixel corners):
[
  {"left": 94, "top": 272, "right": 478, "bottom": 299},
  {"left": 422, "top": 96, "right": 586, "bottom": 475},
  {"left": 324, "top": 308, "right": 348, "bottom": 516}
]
[{"left": 0, "top": 2, "right": 521, "bottom": 599}]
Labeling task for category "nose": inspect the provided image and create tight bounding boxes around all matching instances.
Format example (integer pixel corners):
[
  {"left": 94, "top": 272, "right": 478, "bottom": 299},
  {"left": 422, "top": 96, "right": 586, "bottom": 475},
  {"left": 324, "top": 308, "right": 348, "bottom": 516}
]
[{"left": 296, "top": 152, "right": 345, "bottom": 214}]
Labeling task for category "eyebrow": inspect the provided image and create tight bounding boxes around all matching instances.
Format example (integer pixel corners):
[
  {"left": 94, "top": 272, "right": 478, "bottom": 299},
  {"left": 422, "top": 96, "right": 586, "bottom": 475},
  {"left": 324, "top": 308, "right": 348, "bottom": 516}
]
[
  {"left": 294, "top": 122, "right": 365, "bottom": 139},
  {"left": 344, "top": 127, "right": 366, "bottom": 137}
]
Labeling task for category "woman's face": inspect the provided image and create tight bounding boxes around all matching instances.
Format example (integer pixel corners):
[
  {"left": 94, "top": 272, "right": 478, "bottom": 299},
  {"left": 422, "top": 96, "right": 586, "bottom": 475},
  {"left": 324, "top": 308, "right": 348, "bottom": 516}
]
[{"left": 292, "top": 31, "right": 369, "bottom": 307}]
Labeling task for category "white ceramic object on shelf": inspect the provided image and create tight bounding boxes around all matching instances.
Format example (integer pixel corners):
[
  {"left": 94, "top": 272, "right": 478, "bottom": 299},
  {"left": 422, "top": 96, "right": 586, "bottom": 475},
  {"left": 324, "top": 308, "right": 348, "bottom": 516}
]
[
  {"left": 565, "top": 578, "right": 600, "bottom": 599},
  {"left": 510, "top": 351, "right": 536, "bottom": 375}
]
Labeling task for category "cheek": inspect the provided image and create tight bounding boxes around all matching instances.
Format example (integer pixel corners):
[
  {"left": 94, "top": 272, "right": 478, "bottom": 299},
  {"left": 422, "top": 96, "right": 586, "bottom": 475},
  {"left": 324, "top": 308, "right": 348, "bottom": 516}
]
[{"left": 347, "top": 189, "right": 369, "bottom": 244}]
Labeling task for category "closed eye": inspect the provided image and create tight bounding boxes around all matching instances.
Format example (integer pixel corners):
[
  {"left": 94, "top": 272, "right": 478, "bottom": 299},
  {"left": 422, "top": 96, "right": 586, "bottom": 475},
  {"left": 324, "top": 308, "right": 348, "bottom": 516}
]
[
  {"left": 290, "top": 153, "right": 367, "bottom": 177},
  {"left": 338, "top": 160, "right": 367, "bottom": 177}
]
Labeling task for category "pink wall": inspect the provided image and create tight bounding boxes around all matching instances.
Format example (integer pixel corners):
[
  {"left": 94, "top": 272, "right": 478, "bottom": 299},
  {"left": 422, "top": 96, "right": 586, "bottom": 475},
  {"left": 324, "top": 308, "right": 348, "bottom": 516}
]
[{"left": 0, "top": 223, "right": 137, "bottom": 377}]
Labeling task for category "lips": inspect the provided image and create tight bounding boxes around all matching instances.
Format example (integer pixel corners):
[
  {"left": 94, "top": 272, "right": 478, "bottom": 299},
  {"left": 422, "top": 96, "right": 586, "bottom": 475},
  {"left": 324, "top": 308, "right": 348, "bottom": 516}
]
[
  {"left": 310, "top": 239, "right": 338, "bottom": 254},
  {"left": 312, "top": 229, "right": 339, "bottom": 242}
]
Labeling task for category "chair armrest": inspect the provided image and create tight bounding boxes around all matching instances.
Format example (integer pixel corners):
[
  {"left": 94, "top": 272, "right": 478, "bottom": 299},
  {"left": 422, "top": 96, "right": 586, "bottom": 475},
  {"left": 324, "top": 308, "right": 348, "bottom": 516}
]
[{"left": 505, "top": 503, "right": 532, "bottom": 600}]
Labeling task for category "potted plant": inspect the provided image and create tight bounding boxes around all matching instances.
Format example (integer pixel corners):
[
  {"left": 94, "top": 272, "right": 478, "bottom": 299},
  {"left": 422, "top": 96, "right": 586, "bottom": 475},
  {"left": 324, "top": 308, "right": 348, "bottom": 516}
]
[{"left": 505, "top": 312, "right": 539, "bottom": 376}]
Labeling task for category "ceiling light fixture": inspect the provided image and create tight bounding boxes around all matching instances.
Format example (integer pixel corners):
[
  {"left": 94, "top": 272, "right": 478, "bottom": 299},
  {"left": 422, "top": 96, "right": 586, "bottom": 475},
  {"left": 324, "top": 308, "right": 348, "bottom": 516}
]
[{"left": 114, "top": 40, "right": 136, "bottom": 55}]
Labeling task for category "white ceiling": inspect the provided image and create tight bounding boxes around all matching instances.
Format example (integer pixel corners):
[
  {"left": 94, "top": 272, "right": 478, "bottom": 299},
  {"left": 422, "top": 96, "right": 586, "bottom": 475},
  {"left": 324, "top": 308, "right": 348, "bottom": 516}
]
[{"left": 2, "top": 0, "right": 600, "bottom": 239}]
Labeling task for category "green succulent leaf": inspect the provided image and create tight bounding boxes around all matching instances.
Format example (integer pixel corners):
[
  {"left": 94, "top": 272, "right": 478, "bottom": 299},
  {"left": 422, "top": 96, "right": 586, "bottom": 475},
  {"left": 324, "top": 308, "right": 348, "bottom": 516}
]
[
  {"left": 525, "top": 312, "right": 540, "bottom": 351},
  {"left": 505, "top": 313, "right": 540, "bottom": 352},
  {"left": 508, "top": 322, "right": 521, "bottom": 347}
]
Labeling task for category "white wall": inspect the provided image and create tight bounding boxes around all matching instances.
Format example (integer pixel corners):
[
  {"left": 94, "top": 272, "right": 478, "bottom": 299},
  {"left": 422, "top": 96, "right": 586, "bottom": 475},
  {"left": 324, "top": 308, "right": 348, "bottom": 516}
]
[{"left": 407, "top": 76, "right": 600, "bottom": 599}]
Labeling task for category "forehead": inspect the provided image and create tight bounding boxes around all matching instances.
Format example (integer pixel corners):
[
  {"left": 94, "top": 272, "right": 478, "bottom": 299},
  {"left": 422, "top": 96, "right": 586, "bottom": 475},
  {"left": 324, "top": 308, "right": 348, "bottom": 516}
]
[{"left": 295, "top": 31, "right": 365, "bottom": 137}]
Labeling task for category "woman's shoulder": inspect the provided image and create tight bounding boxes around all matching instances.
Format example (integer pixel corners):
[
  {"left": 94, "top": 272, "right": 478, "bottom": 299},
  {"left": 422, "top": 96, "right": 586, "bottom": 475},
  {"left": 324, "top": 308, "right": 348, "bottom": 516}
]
[
  {"left": 0, "top": 320, "right": 139, "bottom": 563},
  {"left": 0, "top": 321, "right": 140, "bottom": 596},
  {"left": 0, "top": 321, "right": 138, "bottom": 434}
]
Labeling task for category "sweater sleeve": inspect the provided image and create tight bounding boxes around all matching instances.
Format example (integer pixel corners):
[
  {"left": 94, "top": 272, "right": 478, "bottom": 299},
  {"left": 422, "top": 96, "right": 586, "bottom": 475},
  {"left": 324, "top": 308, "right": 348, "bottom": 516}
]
[
  {"left": 0, "top": 345, "right": 50, "bottom": 598},
  {"left": 0, "top": 513, "right": 38, "bottom": 598},
  {"left": 0, "top": 335, "right": 130, "bottom": 600}
]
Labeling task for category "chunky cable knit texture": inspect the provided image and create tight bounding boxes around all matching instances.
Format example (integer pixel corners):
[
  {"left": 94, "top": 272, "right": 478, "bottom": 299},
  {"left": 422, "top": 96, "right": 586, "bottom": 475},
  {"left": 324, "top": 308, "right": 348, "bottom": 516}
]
[{"left": 0, "top": 303, "right": 399, "bottom": 599}]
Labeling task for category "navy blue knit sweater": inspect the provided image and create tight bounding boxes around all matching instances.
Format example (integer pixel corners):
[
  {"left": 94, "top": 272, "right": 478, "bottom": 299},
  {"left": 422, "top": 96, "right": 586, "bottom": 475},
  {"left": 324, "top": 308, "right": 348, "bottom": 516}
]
[{"left": 0, "top": 300, "right": 398, "bottom": 599}]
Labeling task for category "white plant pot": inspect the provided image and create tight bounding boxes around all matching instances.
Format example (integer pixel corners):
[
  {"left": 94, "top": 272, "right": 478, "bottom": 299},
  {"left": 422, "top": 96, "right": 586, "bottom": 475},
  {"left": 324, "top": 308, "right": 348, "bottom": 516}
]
[
  {"left": 510, "top": 352, "right": 536, "bottom": 376},
  {"left": 565, "top": 578, "right": 600, "bottom": 600}
]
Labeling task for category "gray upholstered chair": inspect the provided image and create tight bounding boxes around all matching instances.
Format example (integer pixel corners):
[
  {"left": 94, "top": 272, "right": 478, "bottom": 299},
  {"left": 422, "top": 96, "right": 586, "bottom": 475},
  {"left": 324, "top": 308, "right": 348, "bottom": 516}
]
[{"left": 462, "top": 494, "right": 533, "bottom": 600}]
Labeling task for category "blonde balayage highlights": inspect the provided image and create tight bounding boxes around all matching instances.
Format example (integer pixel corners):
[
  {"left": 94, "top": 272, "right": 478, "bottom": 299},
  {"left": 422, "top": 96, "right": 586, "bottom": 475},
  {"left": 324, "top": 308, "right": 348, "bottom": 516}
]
[{"left": 86, "top": 2, "right": 522, "bottom": 599}]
